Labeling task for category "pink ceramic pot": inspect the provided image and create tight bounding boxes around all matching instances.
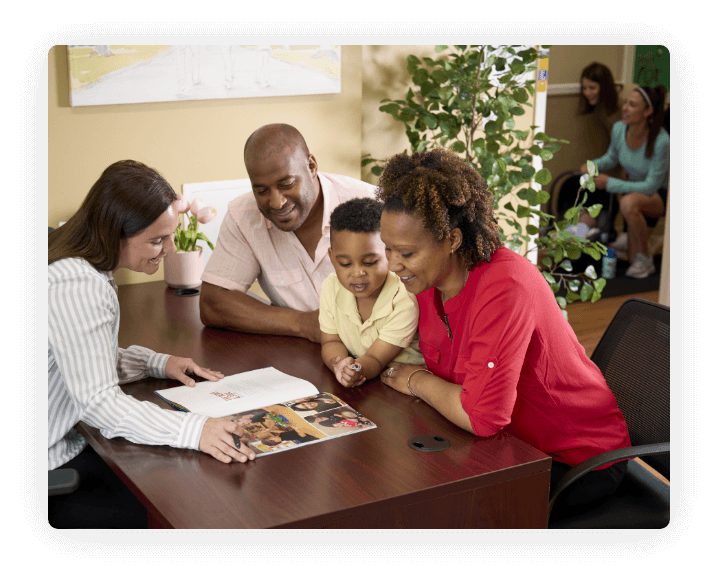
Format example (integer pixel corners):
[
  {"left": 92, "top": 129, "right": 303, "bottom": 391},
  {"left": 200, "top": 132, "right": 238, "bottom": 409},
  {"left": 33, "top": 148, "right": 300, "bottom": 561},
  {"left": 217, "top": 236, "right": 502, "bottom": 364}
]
[{"left": 163, "top": 248, "right": 204, "bottom": 289}]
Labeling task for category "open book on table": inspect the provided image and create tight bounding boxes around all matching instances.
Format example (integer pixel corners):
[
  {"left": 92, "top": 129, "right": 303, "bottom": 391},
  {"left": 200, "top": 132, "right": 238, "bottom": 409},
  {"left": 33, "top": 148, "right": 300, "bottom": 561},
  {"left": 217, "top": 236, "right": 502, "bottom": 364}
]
[{"left": 155, "top": 367, "right": 376, "bottom": 457}]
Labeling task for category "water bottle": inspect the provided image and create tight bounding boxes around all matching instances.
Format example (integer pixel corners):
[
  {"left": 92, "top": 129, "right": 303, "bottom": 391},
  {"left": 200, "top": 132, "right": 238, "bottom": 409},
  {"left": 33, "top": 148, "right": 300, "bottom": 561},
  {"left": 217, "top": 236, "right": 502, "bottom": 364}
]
[{"left": 602, "top": 248, "right": 617, "bottom": 279}]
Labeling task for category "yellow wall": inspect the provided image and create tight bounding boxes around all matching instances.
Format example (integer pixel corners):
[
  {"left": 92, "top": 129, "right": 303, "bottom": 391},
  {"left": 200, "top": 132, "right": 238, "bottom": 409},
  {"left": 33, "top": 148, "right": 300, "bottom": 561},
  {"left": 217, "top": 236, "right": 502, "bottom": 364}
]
[
  {"left": 48, "top": 45, "right": 365, "bottom": 285},
  {"left": 49, "top": 44, "right": 669, "bottom": 296}
]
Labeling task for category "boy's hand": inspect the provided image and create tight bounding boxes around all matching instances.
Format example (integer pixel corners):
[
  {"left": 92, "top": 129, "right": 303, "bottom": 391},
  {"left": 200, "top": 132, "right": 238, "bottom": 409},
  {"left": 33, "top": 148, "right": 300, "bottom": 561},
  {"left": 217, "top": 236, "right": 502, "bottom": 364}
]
[{"left": 332, "top": 356, "right": 366, "bottom": 388}]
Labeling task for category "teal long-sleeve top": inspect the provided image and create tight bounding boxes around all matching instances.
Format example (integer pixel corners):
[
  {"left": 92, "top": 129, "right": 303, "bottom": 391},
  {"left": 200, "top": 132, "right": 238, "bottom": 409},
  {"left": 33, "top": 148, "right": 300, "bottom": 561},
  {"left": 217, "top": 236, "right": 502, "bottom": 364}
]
[{"left": 592, "top": 121, "right": 670, "bottom": 195}]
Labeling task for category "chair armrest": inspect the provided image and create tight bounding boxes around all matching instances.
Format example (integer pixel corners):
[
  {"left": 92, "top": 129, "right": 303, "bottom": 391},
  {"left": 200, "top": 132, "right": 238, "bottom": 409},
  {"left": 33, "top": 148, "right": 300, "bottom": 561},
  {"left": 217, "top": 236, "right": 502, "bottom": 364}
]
[
  {"left": 548, "top": 442, "right": 669, "bottom": 517},
  {"left": 48, "top": 468, "right": 80, "bottom": 497}
]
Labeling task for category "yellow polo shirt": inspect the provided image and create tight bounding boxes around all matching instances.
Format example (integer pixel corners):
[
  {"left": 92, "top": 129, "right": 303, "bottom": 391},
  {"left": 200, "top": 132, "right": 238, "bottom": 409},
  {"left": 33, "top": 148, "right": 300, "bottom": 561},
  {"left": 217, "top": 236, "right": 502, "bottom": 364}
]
[{"left": 319, "top": 271, "right": 424, "bottom": 365}]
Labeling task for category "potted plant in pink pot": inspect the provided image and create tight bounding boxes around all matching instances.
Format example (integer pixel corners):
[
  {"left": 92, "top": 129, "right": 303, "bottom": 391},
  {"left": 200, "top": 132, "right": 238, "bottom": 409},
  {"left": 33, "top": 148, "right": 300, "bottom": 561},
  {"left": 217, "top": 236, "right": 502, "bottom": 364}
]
[{"left": 163, "top": 197, "right": 218, "bottom": 289}]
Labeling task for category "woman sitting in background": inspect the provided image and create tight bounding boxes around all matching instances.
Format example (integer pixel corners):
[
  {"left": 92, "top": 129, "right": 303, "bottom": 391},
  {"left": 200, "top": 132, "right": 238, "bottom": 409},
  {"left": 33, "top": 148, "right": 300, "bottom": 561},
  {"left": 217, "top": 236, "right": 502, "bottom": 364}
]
[
  {"left": 581, "top": 85, "right": 669, "bottom": 279},
  {"left": 579, "top": 62, "right": 622, "bottom": 142},
  {"left": 569, "top": 62, "right": 624, "bottom": 239}
]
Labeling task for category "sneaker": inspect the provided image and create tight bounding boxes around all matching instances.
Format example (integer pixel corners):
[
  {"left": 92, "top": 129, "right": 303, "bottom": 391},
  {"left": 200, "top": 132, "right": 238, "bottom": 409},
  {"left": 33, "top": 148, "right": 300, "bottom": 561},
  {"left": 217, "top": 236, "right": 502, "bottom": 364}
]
[
  {"left": 625, "top": 253, "right": 656, "bottom": 279},
  {"left": 609, "top": 232, "right": 628, "bottom": 253}
]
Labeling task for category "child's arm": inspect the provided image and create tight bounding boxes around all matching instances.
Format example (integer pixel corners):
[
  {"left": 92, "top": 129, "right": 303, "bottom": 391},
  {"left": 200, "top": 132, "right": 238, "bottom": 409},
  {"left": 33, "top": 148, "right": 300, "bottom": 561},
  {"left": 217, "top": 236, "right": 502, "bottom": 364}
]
[
  {"left": 322, "top": 331, "right": 374, "bottom": 388},
  {"left": 321, "top": 331, "right": 350, "bottom": 375},
  {"left": 344, "top": 338, "right": 404, "bottom": 383}
]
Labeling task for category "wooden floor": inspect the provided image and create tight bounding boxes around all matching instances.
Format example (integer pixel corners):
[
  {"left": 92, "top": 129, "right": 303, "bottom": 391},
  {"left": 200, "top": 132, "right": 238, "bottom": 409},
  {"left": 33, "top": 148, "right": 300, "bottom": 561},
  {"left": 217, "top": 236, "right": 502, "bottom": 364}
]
[{"left": 566, "top": 289, "right": 669, "bottom": 485}]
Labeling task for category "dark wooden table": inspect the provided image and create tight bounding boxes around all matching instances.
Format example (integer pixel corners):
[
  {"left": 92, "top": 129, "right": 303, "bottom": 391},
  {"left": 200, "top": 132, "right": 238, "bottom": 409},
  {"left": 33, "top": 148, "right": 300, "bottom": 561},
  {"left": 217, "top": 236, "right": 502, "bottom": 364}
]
[{"left": 77, "top": 281, "right": 551, "bottom": 529}]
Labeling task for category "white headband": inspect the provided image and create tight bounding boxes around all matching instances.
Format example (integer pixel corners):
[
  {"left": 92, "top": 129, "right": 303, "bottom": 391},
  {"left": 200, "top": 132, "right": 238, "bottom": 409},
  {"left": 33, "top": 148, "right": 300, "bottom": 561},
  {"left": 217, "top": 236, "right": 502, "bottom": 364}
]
[{"left": 635, "top": 86, "right": 653, "bottom": 110}]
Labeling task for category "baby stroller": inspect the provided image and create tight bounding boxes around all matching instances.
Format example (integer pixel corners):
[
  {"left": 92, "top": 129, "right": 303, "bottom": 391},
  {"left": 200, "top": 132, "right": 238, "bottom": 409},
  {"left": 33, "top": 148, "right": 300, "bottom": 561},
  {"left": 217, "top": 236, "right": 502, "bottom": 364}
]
[{"left": 548, "top": 170, "right": 619, "bottom": 244}]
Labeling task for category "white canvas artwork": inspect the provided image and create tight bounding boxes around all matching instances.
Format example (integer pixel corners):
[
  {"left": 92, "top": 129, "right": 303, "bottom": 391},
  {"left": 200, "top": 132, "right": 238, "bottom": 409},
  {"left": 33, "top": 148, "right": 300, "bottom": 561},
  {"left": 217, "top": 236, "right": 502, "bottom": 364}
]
[{"left": 67, "top": 45, "right": 341, "bottom": 107}]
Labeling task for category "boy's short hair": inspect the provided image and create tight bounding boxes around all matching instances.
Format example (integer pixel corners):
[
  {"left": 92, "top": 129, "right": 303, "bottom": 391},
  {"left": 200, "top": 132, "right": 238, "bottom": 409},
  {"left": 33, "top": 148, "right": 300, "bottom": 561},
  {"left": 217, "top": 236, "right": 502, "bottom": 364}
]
[{"left": 329, "top": 197, "right": 384, "bottom": 238}]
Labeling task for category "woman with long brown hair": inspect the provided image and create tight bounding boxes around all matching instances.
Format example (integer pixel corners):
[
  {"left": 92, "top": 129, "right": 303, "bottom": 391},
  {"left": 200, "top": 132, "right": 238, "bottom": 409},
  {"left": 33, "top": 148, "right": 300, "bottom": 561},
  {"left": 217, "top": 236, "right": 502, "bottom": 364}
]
[
  {"left": 581, "top": 84, "right": 669, "bottom": 278},
  {"left": 48, "top": 160, "right": 255, "bottom": 528}
]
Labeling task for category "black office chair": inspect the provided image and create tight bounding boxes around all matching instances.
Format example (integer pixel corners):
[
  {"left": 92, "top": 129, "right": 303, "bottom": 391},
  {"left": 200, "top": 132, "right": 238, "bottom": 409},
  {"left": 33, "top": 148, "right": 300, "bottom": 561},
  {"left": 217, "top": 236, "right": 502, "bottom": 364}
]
[{"left": 548, "top": 298, "right": 670, "bottom": 528}]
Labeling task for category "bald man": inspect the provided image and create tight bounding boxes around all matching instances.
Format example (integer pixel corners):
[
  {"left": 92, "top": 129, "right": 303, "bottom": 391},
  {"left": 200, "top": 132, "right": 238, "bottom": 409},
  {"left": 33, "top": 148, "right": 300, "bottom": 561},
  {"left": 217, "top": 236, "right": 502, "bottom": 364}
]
[{"left": 199, "top": 124, "right": 376, "bottom": 342}]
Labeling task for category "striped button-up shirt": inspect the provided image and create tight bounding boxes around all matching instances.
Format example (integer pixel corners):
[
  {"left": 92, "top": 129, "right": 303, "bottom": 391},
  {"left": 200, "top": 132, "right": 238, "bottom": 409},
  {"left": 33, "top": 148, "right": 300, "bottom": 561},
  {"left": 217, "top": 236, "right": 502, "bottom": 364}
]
[{"left": 48, "top": 258, "right": 208, "bottom": 470}]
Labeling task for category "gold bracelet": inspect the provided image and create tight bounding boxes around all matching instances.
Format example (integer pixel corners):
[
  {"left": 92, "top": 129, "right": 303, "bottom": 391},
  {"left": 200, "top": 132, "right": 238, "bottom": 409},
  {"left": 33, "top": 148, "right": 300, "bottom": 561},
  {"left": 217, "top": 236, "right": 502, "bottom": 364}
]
[{"left": 407, "top": 368, "right": 433, "bottom": 397}]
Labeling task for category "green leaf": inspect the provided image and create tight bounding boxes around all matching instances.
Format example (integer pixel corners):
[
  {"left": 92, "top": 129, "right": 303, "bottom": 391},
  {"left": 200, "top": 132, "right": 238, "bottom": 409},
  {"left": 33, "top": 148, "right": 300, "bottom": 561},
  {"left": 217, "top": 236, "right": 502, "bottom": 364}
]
[
  {"left": 371, "top": 166, "right": 383, "bottom": 176},
  {"left": 593, "top": 278, "right": 607, "bottom": 294},
  {"left": 564, "top": 207, "right": 578, "bottom": 220},
  {"left": 517, "top": 204, "right": 531, "bottom": 218},
  {"left": 559, "top": 259, "right": 573, "bottom": 272},
  {"left": 379, "top": 103, "right": 400, "bottom": 116},
  {"left": 407, "top": 54, "right": 421, "bottom": 73},
  {"left": 413, "top": 69, "right": 430, "bottom": 85},
  {"left": 556, "top": 296, "right": 567, "bottom": 309},
  {"left": 587, "top": 204, "right": 602, "bottom": 218},
  {"left": 542, "top": 271, "right": 556, "bottom": 284},
  {"left": 586, "top": 247, "right": 601, "bottom": 261},
  {"left": 553, "top": 247, "right": 564, "bottom": 262},
  {"left": 566, "top": 290, "right": 580, "bottom": 304},
  {"left": 526, "top": 224, "right": 540, "bottom": 235},
  {"left": 542, "top": 257, "right": 553, "bottom": 269},
  {"left": 521, "top": 164, "right": 536, "bottom": 179},
  {"left": 587, "top": 160, "right": 597, "bottom": 177},
  {"left": 534, "top": 168, "right": 552, "bottom": 186},
  {"left": 539, "top": 149, "right": 554, "bottom": 161},
  {"left": 196, "top": 232, "right": 215, "bottom": 251},
  {"left": 435, "top": 45, "right": 448, "bottom": 53},
  {"left": 580, "top": 282, "right": 594, "bottom": 302},
  {"left": 567, "top": 245, "right": 581, "bottom": 260},
  {"left": 584, "top": 264, "right": 597, "bottom": 280},
  {"left": 451, "top": 141, "right": 465, "bottom": 153},
  {"left": 398, "top": 109, "right": 415, "bottom": 122},
  {"left": 431, "top": 69, "right": 450, "bottom": 84},
  {"left": 421, "top": 114, "right": 438, "bottom": 129},
  {"left": 361, "top": 158, "right": 376, "bottom": 167}
]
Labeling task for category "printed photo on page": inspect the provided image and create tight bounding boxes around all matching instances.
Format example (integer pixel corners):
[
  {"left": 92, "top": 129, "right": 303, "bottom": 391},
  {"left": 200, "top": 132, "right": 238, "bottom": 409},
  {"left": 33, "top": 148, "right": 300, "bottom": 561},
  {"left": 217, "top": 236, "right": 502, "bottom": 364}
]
[{"left": 228, "top": 393, "right": 376, "bottom": 457}]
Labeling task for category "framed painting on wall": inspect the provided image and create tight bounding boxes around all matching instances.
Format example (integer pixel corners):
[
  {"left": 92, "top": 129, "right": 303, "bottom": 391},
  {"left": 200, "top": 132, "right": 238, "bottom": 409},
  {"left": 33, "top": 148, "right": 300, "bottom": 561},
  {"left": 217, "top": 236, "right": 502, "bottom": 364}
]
[{"left": 66, "top": 45, "right": 341, "bottom": 107}]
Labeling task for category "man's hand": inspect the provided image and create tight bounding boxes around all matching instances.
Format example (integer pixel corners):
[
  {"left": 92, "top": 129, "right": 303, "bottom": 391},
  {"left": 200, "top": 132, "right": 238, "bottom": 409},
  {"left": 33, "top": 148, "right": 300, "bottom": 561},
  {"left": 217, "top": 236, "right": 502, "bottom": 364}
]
[
  {"left": 199, "top": 418, "right": 256, "bottom": 464},
  {"left": 165, "top": 356, "right": 224, "bottom": 388}
]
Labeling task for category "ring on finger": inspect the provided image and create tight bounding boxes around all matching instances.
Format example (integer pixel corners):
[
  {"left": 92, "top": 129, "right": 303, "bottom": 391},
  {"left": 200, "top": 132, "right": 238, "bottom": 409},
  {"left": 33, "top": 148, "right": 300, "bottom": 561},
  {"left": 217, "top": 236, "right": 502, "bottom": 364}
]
[{"left": 387, "top": 367, "right": 395, "bottom": 378}]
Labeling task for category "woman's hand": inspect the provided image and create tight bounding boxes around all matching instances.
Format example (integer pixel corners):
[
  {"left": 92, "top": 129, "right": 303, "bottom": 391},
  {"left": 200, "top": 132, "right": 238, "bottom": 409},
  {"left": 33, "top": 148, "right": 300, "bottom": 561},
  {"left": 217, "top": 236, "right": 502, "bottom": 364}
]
[
  {"left": 199, "top": 418, "right": 256, "bottom": 463},
  {"left": 332, "top": 356, "right": 366, "bottom": 388},
  {"left": 379, "top": 363, "right": 425, "bottom": 396},
  {"left": 594, "top": 173, "right": 609, "bottom": 189},
  {"left": 165, "top": 356, "right": 224, "bottom": 388}
]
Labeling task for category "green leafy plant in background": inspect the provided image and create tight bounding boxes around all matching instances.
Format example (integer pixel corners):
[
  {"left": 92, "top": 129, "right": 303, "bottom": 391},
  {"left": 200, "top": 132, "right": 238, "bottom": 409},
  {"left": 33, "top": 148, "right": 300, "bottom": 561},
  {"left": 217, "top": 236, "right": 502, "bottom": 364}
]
[{"left": 363, "top": 45, "right": 608, "bottom": 318}]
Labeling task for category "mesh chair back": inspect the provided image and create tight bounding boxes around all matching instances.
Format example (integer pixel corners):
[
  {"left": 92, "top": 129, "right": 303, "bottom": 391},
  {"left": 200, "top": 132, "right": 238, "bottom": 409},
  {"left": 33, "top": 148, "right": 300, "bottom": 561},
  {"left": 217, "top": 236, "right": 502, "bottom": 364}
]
[{"left": 590, "top": 298, "right": 670, "bottom": 479}]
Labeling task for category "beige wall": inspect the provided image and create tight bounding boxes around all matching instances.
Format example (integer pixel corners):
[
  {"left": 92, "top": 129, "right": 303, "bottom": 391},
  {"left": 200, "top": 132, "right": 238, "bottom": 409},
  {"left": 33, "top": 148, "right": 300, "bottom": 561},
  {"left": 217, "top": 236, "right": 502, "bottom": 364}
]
[
  {"left": 49, "top": 45, "right": 670, "bottom": 297},
  {"left": 48, "top": 45, "right": 365, "bottom": 285}
]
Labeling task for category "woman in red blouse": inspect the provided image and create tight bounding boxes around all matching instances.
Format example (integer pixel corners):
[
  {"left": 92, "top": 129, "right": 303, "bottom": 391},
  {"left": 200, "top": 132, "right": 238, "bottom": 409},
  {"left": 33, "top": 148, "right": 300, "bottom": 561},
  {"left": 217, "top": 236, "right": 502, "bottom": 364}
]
[{"left": 377, "top": 149, "right": 631, "bottom": 516}]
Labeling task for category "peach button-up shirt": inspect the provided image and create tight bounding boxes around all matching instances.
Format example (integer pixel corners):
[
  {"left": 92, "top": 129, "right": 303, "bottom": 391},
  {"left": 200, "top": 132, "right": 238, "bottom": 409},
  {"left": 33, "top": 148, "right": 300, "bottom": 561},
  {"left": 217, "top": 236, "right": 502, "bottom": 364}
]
[{"left": 201, "top": 172, "right": 377, "bottom": 311}]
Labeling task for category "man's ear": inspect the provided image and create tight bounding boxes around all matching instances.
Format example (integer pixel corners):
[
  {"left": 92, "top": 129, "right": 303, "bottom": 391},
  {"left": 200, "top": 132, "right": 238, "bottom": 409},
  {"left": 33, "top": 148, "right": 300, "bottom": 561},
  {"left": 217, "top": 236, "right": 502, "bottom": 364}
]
[
  {"left": 307, "top": 153, "right": 318, "bottom": 178},
  {"left": 327, "top": 246, "right": 333, "bottom": 259}
]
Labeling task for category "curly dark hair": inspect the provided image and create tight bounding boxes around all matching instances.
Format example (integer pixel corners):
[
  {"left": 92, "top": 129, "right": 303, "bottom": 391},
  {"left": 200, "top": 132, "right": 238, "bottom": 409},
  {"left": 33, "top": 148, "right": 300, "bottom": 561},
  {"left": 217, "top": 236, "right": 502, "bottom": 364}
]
[
  {"left": 329, "top": 197, "right": 384, "bottom": 237},
  {"left": 377, "top": 149, "right": 501, "bottom": 268}
]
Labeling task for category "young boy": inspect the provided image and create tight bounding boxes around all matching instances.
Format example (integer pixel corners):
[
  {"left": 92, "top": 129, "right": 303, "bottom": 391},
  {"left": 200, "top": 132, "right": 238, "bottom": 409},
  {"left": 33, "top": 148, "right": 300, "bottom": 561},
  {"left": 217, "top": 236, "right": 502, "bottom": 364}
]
[{"left": 319, "top": 197, "right": 423, "bottom": 388}]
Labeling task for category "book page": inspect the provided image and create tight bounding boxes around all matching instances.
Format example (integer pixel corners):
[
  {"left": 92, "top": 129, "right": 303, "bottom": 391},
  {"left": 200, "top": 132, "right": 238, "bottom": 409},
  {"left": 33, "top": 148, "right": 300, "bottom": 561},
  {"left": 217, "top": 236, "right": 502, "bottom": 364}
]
[
  {"left": 154, "top": 367, "right": 318, "bottom": 417},
  {"left": 228, "top": 392, "right": 376, "bottom": 457}
]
